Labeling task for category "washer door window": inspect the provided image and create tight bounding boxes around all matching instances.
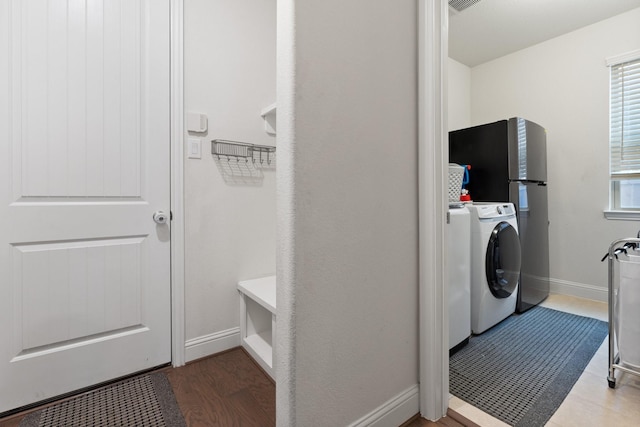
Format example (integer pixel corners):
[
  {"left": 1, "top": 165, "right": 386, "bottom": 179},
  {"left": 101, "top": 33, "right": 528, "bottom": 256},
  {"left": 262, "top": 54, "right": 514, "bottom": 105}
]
[{"left": 486, "top": 221, "right": 522, "bottom": 298}]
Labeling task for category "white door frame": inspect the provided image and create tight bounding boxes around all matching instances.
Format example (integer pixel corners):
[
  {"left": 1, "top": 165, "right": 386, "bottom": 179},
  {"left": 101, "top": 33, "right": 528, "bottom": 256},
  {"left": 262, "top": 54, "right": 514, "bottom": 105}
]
[
  {"left": 418, "top": 0, "right": 449, "bottom": 421},
  {"left": 170, "top": 0, "right": 186, "bottom": 368}
]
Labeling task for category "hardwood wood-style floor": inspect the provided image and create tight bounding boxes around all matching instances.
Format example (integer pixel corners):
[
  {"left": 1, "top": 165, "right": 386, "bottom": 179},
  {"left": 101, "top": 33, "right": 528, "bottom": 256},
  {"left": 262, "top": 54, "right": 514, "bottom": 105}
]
[
  {"left": 167, "top": 348, "right": 475, "bottom": 426},
  {"left": 0, "top": 347, "right": 472, "bottom": 427},
  {"left": 405, "top": 411, "right": 480, "bottom": 427},
  {"left": 166, "top": 348, "right": 275, "bottom": 426}
]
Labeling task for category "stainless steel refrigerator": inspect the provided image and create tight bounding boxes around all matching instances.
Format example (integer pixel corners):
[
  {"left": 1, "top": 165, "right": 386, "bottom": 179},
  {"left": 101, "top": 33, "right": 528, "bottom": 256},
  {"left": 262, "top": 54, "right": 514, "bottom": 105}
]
[{"left": 449, "top": 117, "right": 550, "bottom": 313}]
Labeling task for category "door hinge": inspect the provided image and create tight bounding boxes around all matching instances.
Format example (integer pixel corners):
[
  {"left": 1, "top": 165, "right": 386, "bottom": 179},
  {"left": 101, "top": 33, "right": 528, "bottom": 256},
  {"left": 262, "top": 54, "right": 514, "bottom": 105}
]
[
  {"left": 170, "top": 211, "right": 173, "bottom": 221},
  {"left": 446, "top": 211, "right": 450, "bottom": 224}
]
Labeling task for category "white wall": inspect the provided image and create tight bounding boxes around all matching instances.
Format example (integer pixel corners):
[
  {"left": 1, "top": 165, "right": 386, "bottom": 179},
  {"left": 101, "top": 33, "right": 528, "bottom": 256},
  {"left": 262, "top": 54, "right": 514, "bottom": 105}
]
[
  {"left": 184, "top": 0, "right": 276, "bottom": 360},
  {"left": 448, "top": 58, "right": 471, "bottom": 131},
  {"left": 277, "top": 0, "right": 420, "bottom": 425},
  {"left": 470, "top": 8, "right": 640, "bottom": 300}
]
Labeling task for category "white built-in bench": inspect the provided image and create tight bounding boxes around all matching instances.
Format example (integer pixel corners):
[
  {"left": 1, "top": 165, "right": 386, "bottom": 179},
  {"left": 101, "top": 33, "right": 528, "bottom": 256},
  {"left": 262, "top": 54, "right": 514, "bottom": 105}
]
[{"left": 237, "top": 275, "right": 276, "bottom": 379}]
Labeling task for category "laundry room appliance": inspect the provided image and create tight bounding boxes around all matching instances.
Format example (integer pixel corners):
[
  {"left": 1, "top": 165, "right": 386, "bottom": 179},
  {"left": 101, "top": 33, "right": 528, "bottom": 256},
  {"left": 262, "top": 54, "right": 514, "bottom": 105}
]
[
  {"left": 467, "top": 203, "right": 521, "bottom": 334},
  {"left": 448, "top": 203, "right": 471, "bottom": 353},
  {"left": 449, "top": 118, "right": 549, "bottom": 313}
]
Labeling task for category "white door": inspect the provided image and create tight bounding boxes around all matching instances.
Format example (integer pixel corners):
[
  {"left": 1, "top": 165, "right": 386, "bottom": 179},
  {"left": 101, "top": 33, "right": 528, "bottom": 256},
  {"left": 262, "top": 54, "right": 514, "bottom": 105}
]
[{"left": 0, "top": 0, "right": 171, "bottom": 413}]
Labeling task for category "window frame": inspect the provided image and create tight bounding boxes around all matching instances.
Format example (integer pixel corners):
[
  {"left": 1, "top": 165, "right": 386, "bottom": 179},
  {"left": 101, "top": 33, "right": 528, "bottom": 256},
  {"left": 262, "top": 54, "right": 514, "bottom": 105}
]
[{"left": 606, "top": 49, "right": 640, "bottom": 219}]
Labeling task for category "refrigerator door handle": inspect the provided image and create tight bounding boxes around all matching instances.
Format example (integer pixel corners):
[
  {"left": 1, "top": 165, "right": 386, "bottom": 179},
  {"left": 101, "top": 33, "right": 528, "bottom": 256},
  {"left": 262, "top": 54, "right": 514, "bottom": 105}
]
[{"left": 509, "top": 179, "right": 546, "bottom": 185}]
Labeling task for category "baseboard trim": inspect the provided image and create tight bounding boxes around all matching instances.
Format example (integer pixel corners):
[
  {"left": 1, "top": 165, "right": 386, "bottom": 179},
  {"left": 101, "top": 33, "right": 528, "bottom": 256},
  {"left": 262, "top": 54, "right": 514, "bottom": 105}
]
[
  {"left": 184, "top": 328, "right": 241, "bottom": 363},
  {"left": 348, "top": 384, "right": 420, "bottom": 427},
  {"left": 549, "top": 278, "right": 607, "bottom": 302}
]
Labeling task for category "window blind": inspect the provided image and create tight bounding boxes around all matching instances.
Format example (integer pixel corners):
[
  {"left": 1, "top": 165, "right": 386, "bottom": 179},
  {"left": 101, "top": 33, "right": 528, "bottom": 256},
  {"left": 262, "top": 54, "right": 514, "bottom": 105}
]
[{"left": 610, "top": 57, "right": 640, "bottom": 178}]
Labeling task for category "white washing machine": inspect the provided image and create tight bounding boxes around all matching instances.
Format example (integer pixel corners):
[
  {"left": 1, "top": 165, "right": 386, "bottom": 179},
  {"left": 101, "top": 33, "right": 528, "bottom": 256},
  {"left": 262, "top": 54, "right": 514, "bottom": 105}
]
[
  {"left": 448, "top": 204, "right": 471, "bottom": 353},
  {"left": 467, "top": 203, "right": 521, "bottom": 334}
]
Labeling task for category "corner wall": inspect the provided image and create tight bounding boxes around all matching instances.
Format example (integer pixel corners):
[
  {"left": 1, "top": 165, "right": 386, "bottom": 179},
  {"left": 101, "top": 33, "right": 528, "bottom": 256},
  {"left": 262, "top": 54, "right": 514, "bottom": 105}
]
[
  {"left": 448, "top": 58, "right": 471, "bottom": 131},
  {"left": 277, "top": 0, "right": 420, "bottom": 425},
  {"left": 470, "top": 8, "right": 640, "bottom": 300},
  {"left": 183, "top": 0, "right": 276, "bottom": 360}
]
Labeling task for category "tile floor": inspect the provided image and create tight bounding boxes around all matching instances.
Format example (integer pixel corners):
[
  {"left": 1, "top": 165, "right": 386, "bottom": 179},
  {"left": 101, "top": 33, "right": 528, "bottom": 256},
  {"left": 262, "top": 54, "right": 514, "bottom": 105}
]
[{"left": 449, "top": 293, "right": 640, "bottom": 427}]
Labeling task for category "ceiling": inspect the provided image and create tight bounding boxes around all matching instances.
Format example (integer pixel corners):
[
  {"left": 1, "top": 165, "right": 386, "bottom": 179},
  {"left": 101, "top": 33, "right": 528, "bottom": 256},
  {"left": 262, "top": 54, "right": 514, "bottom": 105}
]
[{"left": 448, "top": 0, "right": 640, "bottom": 67}]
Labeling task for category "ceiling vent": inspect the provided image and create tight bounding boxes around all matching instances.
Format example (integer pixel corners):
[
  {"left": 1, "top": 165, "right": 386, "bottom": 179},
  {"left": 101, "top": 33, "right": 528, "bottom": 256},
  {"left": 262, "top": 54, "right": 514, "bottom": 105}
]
[{"left": 448, "top": 0, "right": 482, "bottom": 13}]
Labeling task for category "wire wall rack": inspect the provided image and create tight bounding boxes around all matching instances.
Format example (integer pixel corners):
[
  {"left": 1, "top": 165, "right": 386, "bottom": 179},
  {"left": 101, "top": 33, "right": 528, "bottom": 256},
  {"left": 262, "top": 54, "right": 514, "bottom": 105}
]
[{"left": 211, "top": 139, "right": 276, "bottom": 166}]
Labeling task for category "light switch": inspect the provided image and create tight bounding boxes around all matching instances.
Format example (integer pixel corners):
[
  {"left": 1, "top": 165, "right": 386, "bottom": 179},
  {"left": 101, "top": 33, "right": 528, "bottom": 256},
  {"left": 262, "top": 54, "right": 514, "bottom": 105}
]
[{"left": 188, "top": 138, "right": 201, "bottom": 159}]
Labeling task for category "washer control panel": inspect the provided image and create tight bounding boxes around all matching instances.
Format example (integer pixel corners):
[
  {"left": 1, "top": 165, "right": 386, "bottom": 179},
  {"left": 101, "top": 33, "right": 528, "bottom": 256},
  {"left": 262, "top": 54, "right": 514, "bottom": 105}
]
[{"left": 473, "top": 203, "right": 516, "bottom": 219}]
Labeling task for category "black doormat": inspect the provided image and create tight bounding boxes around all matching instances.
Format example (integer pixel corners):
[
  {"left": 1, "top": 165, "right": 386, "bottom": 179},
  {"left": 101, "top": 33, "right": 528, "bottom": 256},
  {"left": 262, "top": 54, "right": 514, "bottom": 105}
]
[
  {"left": 449, "top": 306, "right": 607, "bottom": 427},
  {"left": 19, "top": 373, "right": 186, "bottom": 427}
]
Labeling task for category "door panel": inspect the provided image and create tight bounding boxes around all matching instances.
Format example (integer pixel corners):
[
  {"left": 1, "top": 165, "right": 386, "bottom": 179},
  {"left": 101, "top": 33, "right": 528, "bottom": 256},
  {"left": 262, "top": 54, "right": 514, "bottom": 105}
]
[
  {"left": 510, "top": 182, "right": 550, "bottom": 312},
  {"left": 0, "top": 0, "right": 171, "bottom": 413},
  {"left": 12, "top": 237, "right": 144, "bottom": 351},
  {"left": 507, "top": 118, "right": 547, "bottom": 182},
  {"left": 15, "top": 0, "right": 143, "bottom": 198}
]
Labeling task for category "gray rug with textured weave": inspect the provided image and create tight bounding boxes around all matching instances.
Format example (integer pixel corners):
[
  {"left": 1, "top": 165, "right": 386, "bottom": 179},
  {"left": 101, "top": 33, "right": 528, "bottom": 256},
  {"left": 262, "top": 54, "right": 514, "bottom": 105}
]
[
  {"left": 19, "top": 372, "right": 185, "bottom": 427},
  {"left": 449, "top": 306, "right": 608, "bottom": 427}
]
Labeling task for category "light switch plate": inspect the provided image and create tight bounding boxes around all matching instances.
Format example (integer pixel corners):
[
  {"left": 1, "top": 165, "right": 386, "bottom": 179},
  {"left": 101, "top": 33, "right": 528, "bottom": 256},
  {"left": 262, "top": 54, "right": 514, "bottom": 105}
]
[{"left": 188, "top": 138, "right": 201, "bottom": 159}]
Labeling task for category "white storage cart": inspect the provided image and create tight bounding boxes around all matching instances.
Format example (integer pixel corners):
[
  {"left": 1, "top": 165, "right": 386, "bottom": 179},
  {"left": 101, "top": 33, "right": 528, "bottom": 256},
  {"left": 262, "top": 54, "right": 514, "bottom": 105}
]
[{"left": 606, "top": 237, "right": 640, "bottom": 388}]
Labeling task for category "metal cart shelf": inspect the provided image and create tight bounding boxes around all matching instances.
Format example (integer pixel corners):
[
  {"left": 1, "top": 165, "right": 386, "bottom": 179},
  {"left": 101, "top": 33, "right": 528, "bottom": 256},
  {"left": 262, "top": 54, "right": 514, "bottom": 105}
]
[{"left": 606, "top": 237, "right": 640, "bottom": 388}]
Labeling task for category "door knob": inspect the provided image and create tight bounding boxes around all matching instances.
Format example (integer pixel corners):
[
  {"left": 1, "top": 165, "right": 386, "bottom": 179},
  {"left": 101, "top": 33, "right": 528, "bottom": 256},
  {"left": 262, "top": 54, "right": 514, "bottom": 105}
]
[{"left": 153, "top": 211, "right": 168, "bottom": 224}]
